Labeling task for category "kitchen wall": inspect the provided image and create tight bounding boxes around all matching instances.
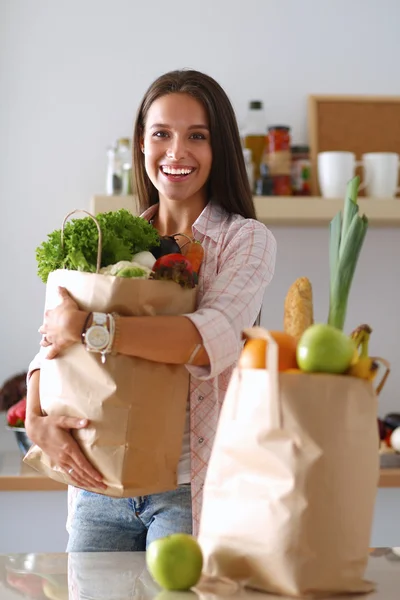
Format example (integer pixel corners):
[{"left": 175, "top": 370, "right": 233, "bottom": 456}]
[{"left": 0, "top": 0, "right": 399, "bottom": 417}]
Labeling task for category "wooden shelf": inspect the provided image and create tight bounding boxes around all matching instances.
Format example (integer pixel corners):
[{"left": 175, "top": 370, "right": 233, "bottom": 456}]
[
  {"left": 90, "top": 195, "right": 400, "bottom": 227},
  {"left": 379, "top": 469, "right": 400, "bottom": 488},
  {"left": 254, "top": 196, "right": 400, "bottom": 227}
]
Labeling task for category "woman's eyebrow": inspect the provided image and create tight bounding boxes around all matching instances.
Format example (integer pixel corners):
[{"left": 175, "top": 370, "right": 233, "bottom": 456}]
[{"left": 148, "top": 123, "right": 209, "bottom": 131}]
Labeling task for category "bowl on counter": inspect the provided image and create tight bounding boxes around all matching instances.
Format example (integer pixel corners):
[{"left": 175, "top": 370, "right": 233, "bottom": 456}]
[{"left": 5, "top": 426, "right": 34, "bottom": 456}]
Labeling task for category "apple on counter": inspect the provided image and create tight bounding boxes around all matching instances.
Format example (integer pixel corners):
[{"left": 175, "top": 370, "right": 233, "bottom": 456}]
[{"left": 146, "top": 533, "right": 203, "bottom": 591}]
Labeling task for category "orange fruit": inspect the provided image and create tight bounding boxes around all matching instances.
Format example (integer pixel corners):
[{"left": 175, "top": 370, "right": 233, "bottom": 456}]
[{"left": 239, "top": 331, "right": 298, "bottom": 371}]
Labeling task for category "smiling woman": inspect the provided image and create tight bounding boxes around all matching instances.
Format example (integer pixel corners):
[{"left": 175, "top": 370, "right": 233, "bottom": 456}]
[
  {"left": 25, "top": 68, "right": 277, "bottom": 553},
  {"left": 141, "top": 93, "right": 213, "bottom": 224}
]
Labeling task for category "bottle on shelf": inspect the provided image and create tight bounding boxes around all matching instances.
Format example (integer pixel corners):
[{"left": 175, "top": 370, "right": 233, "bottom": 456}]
[
  {"left": 241, "top": 100, "right": 267, "bottom": 186},
  {"left": 105, "top": 138, "right": 133, "bottom": 196}
]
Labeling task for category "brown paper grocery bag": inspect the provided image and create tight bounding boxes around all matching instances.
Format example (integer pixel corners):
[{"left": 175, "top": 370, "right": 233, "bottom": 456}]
[
  {"left": 198, "top": 328, "right": 383, "bottom": 598},
  {"left": 24, "top": 210, "right": 197, "bottom": 496},
  {"left": 24, "top": 269, "right": 196, "bottom": 496}
]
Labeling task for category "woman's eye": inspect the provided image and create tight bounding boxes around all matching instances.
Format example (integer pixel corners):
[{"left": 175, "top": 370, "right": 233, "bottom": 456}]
[
  {"left": 153, "top": 131, "right": 169, "bottom": 138},
  {"left": 190, "top": 133, "right": 206, "bottom": 140}
]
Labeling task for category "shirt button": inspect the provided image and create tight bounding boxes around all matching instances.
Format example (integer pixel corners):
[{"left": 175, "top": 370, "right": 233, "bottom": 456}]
[
  {"left": 198, "top": 395, "right": 204, "bottom": 401},
  {"left": 198, "top": 437, "right": 204, "bottom": 444}
]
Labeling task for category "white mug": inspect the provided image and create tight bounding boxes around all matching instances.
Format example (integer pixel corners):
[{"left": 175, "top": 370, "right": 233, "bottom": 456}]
[
  {"left": 362, "top": 152, "right": 400, "bottom": 198},
  {"left": 317, "top": 151, "right": 367, "bottom": 199}
]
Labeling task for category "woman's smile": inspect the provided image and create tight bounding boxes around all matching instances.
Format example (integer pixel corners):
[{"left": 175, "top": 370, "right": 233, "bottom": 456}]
[{"left": 159, "top": 165, "right": 197, "bottom": 182}]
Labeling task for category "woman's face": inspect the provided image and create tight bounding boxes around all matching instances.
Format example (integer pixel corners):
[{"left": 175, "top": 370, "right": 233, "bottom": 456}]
[{"left": 142, "top": 92, "right": 212, "bottom": 206}]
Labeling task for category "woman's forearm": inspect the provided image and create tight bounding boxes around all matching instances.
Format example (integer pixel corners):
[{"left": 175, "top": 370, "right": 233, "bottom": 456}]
[
  {"left": 114, "top": 315, "right": 209, "bottom": 365},
  {"left": 71, "top": 312, "right": 209, "bottom": 366}
]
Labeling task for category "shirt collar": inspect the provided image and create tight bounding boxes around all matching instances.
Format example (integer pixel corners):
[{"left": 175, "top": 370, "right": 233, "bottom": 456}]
[{"left": 140, "top": 200, "right": 228, "bottom": 243}]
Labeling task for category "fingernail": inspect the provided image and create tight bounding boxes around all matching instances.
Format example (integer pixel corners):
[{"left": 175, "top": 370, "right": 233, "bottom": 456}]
[{"left": 79, "top": 419, "right": 87, "bottom": 426}]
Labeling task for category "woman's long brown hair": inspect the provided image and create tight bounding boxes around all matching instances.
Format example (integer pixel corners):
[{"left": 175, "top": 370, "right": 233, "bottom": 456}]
[{"left": 133, "top": 69, "right": 257, "bottom": 220}]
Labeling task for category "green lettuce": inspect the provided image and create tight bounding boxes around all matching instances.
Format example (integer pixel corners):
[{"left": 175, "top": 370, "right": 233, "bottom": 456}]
[{"left": 36, "top": 209, "right": 160, "bottom": 283}]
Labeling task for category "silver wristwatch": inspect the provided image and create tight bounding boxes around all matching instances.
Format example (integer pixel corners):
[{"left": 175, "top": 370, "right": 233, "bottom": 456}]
[{"left": 83, "top": 312, "right": 110, "bottom": 353}]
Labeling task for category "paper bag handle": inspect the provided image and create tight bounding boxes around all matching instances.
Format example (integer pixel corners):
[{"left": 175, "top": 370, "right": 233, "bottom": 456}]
[
  {"left": 61, "top": 209, "right": 102, "bottom": 273},
  {"left": 242, "top": 326, "right": 282, "bottom": 428},
  {"left": 371, "top": 356, "right": 391, "bottom": 396}
]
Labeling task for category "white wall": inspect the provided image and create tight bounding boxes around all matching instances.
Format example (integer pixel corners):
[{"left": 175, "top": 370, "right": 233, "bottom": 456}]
[{"left": 1, "top": 0, "right": 399, "bottom": 417}]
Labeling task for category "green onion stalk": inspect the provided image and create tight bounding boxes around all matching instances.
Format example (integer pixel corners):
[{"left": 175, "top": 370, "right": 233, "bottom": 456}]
[{"left": 327, "top": 176, "right": 369, "bottom": 330}]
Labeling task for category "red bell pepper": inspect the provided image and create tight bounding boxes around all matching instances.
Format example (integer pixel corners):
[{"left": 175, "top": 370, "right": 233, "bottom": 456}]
[{"left": 6, "top": 397, "right": 26, "bottom": 427}]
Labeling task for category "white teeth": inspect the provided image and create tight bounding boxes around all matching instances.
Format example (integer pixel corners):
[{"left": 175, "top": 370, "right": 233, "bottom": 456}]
[{"left": 162, "top": 166, "right": 193, "bottom": 175}]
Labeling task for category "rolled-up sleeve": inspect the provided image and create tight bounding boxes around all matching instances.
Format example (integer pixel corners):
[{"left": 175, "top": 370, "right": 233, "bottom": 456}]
[
  {"left": 185, "top": 221, "right": 276, "bottom": 380},
  {"left": 27, "top": 348, "right": 45, "bottom": 382}
]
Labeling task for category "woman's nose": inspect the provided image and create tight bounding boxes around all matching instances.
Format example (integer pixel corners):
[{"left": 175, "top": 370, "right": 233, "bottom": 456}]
[{"left": 166, "top": 137, "right": 187, "bottom": 160}]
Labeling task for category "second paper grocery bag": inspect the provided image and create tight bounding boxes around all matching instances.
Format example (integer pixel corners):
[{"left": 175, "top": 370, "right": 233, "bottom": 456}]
[{"left": 198, "top": 328, "right": 380, "bottom": 598}]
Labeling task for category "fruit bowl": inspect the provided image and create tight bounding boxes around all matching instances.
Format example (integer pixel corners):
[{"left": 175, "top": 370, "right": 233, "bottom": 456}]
[{"left": 6, "top": 426, "right": 33, "bottom": 456}]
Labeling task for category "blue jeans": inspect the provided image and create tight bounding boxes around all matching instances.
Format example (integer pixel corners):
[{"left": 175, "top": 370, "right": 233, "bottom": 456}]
[{"left": 66, "top": 484, "right": 192, "bottom": 552}]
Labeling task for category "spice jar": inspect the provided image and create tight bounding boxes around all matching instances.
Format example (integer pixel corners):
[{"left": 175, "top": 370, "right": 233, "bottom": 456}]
[
  {"left": 291, "top": 145, "right": 311, "bottom": 196},
  {"left": 267, "top": 126, "right": 292, "bottom": 196}
]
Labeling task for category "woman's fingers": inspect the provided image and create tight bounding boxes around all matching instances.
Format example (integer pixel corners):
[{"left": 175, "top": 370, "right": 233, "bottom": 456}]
[
  {"left": 45, "top": 344, "right": 61, "bottom": 359},
  {"left": 57, "top": 417, "right": 107, "bottom": 489},
  {"left": 29, "top": 414, "right": 107, "bottom": 491}
]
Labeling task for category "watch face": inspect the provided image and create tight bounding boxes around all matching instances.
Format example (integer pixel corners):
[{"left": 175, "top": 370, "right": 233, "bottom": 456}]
[{"left": 86, "top": 325, "right": 109, "bottom": 350}]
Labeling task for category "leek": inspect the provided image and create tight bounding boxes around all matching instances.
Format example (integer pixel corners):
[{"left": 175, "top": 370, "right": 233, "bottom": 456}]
[{"left": 327, "top": 176, "right": 368, "bottom": 330}]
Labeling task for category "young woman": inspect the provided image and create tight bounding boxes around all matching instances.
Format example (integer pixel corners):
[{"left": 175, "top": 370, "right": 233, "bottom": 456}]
[{"left": 26, "top": 69, "right": 277, "bottom": 552}]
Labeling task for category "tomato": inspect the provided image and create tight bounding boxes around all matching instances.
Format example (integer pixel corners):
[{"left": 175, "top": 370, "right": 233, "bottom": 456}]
[
  {"left": 152, "top": 253, "right": 195, "bottom": 289},
  {"left": 153, "top": 254, "right": 193, "bottom": 273}
]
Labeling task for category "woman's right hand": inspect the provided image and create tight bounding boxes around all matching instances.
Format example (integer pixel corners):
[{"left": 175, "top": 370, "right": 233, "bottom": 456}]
[{"left": 25, "top": 414, "right": 107, "bottom": 491}]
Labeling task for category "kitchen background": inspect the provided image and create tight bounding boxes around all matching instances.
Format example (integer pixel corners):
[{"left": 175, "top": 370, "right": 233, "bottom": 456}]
[{"left": 0, "top": 0, "right": 399, "bottom": 428}]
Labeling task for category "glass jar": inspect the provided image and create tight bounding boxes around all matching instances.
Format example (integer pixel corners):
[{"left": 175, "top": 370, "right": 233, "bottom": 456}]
[
  {"left": 105, "top": 138, "right": 133, "bottom": 196},
  {"left": 118, "top": 138, "right": 133, "bottom": 195},
  {"left": 291, "top": 145, "right": 311, "bottom": 196},
  {"left": 106, "top": 143, "right": 122, "bottom": 195},
  {"left": 255, "top": 162, "right": 274, "bottom": 196},
  {"left": 243, "top": 148, "right": 255, "bottom": 193},
  {"left": 267, "top": 126, "right": 292, "bottom": 196}
]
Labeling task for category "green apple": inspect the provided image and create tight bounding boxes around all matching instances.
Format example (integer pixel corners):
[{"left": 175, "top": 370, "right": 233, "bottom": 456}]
[
  {"left": 297, "top": 323, "right": 356, "bottom": 374},
  {"left": 146, "top": 533, "right": 203, "bottom": 591}
]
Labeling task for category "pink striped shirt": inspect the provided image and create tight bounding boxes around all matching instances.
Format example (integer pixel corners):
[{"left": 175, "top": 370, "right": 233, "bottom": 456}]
[
  {"left": 29, "top": 200, "right": 276, "bottom": 537},
  {"left": 142, "top": 201, "right": 276, "bottom": 534}
]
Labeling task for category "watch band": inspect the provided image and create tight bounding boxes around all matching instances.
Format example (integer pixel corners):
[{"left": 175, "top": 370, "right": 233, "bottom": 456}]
[{"left": 92, "top": 312, "right": 108, "bottom": 327}]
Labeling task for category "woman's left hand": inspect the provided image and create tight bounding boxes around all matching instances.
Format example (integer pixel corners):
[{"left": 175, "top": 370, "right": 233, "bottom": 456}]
[{"left": 39, "top": 287, "right": 84, "bottom": 359}]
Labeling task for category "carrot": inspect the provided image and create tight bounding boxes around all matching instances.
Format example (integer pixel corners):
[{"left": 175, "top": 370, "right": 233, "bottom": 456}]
[{"left": 184, "top": 241, "right": 204, "bottom": 273}]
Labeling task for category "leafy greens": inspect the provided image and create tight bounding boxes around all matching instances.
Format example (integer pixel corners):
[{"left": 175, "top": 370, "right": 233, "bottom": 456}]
[{"left": 36, "top": 209, "right": 160, "bottom": 283}]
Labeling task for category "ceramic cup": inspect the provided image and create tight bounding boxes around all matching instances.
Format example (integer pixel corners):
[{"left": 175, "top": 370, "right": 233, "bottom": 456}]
[
  {"left": 362, "top": 152, "right": 400, "bottom": 198},
  {"left": 318, "top": 151, "right": 368, "bottom": 198}
]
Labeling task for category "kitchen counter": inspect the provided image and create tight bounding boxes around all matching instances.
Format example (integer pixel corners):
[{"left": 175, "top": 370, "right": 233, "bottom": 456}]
[{"left": 2, "top": 549, "right": 400, "bottom": 600}]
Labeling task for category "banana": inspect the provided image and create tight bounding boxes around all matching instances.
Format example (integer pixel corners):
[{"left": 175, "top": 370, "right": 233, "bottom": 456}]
[{"left": 347, "top": 324, "right": 377, "bottom": 381}]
